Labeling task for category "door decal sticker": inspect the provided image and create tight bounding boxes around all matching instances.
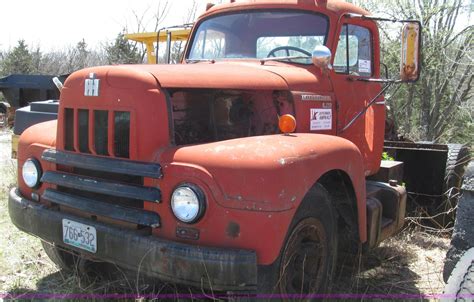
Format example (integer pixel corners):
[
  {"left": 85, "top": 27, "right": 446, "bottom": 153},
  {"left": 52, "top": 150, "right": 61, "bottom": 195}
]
[{"left": 310, "top": 109, "right": 332, "bottom": 131}]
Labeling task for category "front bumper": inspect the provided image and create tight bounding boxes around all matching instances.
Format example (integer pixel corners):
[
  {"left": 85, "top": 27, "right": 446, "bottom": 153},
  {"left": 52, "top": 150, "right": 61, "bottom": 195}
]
[{"left": 8, "top": 188, "right": 257, "bottom": 291}]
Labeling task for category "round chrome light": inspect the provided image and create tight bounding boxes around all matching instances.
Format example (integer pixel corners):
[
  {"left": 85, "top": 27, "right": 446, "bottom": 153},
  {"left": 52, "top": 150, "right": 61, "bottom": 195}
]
[
  {"left": 22, "top": 158, "right": 42, "bottom": 188},
  {"left": 171, "top": 185, "right": 205, "bottom": 223}
]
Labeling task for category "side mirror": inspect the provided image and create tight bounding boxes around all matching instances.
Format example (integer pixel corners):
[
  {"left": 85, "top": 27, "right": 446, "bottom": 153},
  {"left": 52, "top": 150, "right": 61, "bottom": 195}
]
[
  {"left": 400, "top": 22, "right": 421, "bottom": 82},
  {"left": 312, "top": 45, "right": 332, "bottom": 70}
]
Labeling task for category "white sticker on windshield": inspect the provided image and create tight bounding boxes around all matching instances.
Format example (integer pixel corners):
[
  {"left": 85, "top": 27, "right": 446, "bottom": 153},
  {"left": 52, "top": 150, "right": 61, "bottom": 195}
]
[
  {"left": 310, "top": 109, "right": 332, "bottom": 131},
  {"left": 359, "top": 59, "right": 371, "bottom": 74}
]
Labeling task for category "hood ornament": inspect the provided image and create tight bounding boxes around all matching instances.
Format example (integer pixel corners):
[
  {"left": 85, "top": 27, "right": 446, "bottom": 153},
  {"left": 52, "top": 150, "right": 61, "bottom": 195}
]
[{"left": 84, "top": 73, "right": 100, "bottom": 97}]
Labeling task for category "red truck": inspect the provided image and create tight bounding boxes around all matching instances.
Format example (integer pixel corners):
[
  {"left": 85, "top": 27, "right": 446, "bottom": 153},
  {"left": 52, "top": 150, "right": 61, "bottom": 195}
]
[{"left": 9, "top": 0, "right": 454, "bottom": 296}]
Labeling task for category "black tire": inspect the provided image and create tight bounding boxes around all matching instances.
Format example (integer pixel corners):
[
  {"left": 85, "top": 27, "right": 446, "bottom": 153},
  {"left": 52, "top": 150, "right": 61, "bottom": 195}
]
[
  {"left": 258, "top": 184, "right": 338, "bottom": 300},
  {"left": 444, "top": 162, "right": 474, "bottom": 282},
  {"left": 444, "top": 248, "right": 474, "bottom": 300},
  {"left": 445, "top": 145, "right": 471, "bottom": 188},
  {"left": 42, "top": 240, "right": 111, "bottom": 281},
  {"left": 433, "top": 144, "right": 471, "bottom": 227},
  {"left": 457, "top": 261, "right": 474, "bottom": 300},
  {"left": 0, "top": 106, "right": 7, "bottom": 128},
  {"left": 41, "top": 240, "right": 81, "bottom": 272}
]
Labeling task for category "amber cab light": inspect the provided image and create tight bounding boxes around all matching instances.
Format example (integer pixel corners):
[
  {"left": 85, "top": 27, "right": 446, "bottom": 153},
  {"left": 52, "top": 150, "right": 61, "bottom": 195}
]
[{"left": 279, "top": 114, "right": 297, "bottom": 134}]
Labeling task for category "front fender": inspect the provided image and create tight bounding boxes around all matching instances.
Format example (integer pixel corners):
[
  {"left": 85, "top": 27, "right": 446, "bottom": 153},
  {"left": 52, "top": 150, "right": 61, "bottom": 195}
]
[
  {"left": 17, "top": 120, "right": 57, "bottom": 197},
  {"left": 162, "top": 134, "right": 367, "bottom": 241}
]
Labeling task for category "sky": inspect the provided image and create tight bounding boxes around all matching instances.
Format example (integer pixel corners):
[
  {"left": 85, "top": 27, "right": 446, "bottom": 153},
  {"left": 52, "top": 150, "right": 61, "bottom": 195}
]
[
  {"left": 0, "top": 0, "right": 208, "bottom": 51},
  {"left": 1, "top": 1, "right": 472, "bottom": 51}
]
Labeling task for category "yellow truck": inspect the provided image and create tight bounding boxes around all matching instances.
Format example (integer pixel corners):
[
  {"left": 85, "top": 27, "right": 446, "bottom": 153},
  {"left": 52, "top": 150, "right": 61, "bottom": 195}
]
[{"left": 124, "top": 26, "right": 192, "bottom": 64}]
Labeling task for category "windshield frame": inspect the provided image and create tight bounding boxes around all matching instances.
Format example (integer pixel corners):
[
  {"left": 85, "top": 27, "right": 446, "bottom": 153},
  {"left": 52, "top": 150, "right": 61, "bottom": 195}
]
[{"left": 184, "top": 8, "right": 330, "bottom": 65}]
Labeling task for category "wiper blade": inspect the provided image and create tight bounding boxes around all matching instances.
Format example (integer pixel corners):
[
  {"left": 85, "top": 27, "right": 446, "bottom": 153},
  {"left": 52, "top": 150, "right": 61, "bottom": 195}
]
[
  {"left": 185, "top": 59, "right": 216, "bottom": 64},
  {"left": 260, "top": 56, "right": 310, "bottom": 65}
]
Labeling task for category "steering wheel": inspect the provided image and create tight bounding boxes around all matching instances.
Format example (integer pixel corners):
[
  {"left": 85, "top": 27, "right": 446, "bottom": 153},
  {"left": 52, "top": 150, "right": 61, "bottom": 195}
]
[{"left": 267, "top": 46, "right": 311, "bottom": 58}]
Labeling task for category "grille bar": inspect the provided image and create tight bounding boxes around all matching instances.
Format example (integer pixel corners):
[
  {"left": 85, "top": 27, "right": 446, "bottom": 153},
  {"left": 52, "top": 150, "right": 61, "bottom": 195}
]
[
  {"left": 41, "top": 171, "right": 161, "bottom": 202},
  {"left": 64, "top": 108, "right": 74, "bottom": 151},
  {"left": 63, "top": 108, "right": 131, "bottom": 158},
  {"left": 43, "top": 189, "right": 161, "bottom": 228},
  {"left": 114, "top": 111, "right": 130, "bottom": 158},
  {"left": 94, "top": 110, "right": 109, "bottom": 156},
  {"left": 88, "top": 110, "right": 95, "bottom": 155},
  {"left": 42, "top": 149, "right": 163, "bottom": 179},
  {"left": 78, "top": 109, "right": 90, "bottom": 153},
  {"left": 107, "top": 110, "right": 115, "bottom": 157}
]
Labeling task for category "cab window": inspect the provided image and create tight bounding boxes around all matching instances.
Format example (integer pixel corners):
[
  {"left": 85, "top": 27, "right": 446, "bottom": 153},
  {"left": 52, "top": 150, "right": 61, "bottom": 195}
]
[
  {"left": 188, "top": 11, "right": 329, "bottom": 64},
  {"left": 334, "top": 24, "right": 373, "bottom": 77},
  {"left": 189, "top": 29, "right": 226, "bottom": 59}
]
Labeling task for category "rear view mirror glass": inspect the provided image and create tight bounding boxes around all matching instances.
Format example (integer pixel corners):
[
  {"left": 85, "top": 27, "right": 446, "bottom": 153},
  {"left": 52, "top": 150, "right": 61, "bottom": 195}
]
[{"left": 400, "top": 23, "right": 420, "bottom": 82}]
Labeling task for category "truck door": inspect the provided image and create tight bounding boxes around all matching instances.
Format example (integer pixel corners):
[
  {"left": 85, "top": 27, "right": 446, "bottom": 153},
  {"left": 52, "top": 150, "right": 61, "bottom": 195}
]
[{"left": 331, "top": 21, "right": 385, "bottom": 176}]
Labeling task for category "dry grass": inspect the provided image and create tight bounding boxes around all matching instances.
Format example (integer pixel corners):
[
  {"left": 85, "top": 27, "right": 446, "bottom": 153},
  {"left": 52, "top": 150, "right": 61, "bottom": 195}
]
[
  {"left": 0, "top": 129, "right": 450, "bottom": 300},
  {"left": 0, "top": 130, "right": 56, "bottom": 296},
  {"left": 333, "top": 226, "right": 449, "bottom": 300}
]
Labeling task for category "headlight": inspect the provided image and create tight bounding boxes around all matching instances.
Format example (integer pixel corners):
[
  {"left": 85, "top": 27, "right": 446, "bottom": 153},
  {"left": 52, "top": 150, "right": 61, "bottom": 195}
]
[
  {"left": 22, "top": 158, "right": 42, "bottom": 188},
  {"left": 171, "top": 184, "right": 205, "bottom": 223}
]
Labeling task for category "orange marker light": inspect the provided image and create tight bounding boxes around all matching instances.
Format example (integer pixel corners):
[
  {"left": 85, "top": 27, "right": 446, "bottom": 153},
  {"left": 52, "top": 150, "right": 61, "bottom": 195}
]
[{"left": 279, "top": 114, "right": 297, "bottom": 134}]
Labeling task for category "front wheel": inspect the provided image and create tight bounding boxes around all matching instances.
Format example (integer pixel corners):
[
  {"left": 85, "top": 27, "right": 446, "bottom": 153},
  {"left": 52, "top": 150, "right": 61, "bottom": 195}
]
[
  {"left": 42, "top": 240, "right": 80, "bottom": 272},
  {"left": 41, "top": 241, "right": 109, "bottom": 282},
  {"left": 259, "top": 185, "right": 338, "bottom": 300},
  {"left": 280, "top": 217, "right": 331, "bottom": 295}
]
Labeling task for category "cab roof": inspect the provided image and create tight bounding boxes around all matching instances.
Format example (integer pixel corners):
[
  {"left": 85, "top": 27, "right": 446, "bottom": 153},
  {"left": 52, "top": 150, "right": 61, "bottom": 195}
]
[{"left": 203, "top": 0, "right": 370, "bottom": 18}]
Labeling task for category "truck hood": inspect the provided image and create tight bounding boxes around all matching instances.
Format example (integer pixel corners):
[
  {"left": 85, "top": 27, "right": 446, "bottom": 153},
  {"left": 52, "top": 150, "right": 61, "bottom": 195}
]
[{"left": 134, "top": 61, "right": 323, "bottom": 91}]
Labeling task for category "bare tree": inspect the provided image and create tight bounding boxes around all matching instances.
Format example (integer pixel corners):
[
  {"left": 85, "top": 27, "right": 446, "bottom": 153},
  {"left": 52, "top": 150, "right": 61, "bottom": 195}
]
[
  {"left": 121, "top": 1, "right": 171, "bottom": 63},
  {"left": 169, "top": 0, "right": 198, "bottom": 63},
  {"left": 353, "top": 0, "right": 473, "bottom": 143}
]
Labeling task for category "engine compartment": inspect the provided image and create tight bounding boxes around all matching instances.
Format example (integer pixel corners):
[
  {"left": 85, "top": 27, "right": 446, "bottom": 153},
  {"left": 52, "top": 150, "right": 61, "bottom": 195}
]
[{"left": 167, "top": 89, "right": 294, "bottom": 145}]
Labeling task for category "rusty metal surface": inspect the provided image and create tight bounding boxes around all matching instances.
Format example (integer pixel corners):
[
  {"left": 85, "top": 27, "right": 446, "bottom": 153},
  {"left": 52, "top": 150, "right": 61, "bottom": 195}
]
[
  {"left": 9, "top": 188, "right": 257, "bottom": 291},
  {"left": 13, "top": 0, "right": 409, "bottom": 272}
]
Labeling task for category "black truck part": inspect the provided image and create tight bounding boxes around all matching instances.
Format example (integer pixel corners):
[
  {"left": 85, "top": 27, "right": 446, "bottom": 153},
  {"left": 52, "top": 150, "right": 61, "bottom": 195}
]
[
  {"left": 0, "top": 74, "right": 66, "bottom": 108},
  {"left": 0, "top": 74, "right": 66, "bottom": 131},
  {"left": 13, "top": 100, "right": 59, "bottom": 135},
  {"left": 383, "top": 141, "right": 471, "bottom": 227}
]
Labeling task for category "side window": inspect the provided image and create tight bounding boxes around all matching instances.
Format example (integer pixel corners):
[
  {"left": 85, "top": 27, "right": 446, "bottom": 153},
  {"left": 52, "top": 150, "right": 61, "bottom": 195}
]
[
  {"left": 189, "top": 29, "right": 226, "bottom": 59},
  {"left": 334, "top": 24, "right": 373, "bottom": 77}
]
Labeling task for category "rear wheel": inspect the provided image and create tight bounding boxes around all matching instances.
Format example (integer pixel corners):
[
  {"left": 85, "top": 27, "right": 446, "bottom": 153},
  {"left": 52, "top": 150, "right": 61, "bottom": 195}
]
[
  {"left": 444, "top": 248, "right": 474, "bottom": 299},
  {"left": 434, "top": 144, "right": 470, "bottom": 227},
  {"left": 259, "top": 184, "right": 338, "bottom": 300},
  {"left": 443, "top": 162, "right": 474, "bottom": 282},
  {"left": 0, "top": 106, "right": 6, "bottom": 128}
]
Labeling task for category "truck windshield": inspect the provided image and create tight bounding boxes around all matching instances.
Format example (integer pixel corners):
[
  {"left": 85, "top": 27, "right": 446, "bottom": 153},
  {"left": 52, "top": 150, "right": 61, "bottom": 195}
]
[{"left": 188, "top": 10, "right": 328, "bottom": 64}]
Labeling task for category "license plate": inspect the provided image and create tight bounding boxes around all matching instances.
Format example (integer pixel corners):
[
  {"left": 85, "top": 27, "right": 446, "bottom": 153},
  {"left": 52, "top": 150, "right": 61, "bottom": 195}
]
[{"left": 62, "top": 219, "right": 97, "bottom": 253}]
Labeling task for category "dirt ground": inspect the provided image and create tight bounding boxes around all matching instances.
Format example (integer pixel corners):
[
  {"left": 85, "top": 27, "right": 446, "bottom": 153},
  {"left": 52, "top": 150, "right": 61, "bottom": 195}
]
[{"left": 0, "top": 129, "right": 450, "bottom": 300}]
